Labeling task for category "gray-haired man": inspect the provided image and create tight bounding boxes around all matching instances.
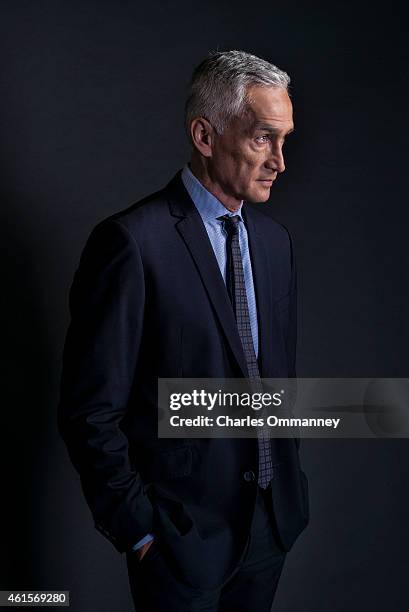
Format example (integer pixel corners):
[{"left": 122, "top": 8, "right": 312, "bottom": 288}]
[{"left": 58, "top": 49, "right": 309, "bottom": 611}]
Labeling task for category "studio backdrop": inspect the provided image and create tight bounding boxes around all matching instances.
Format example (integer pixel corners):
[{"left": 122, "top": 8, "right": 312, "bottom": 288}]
[{"left": 1, "top": 1, "right": 408, "bottom": 611}]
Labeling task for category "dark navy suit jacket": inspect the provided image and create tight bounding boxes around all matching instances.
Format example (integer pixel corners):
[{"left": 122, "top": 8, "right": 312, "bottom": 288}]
[{"left": 58, "top": 171, "right": 309, "bottom": 589}]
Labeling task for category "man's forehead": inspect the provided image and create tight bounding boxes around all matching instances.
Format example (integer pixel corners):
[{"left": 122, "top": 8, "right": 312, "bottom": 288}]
[
  {"left": 244, "top": 86, "right": 294, "bottom": 132},
  {"left": 253, "top": 120, "right": 295, "bottom": 134}
]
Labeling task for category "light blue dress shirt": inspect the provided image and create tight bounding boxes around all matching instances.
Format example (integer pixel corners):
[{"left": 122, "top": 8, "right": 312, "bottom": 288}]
[
  {"left": 132, "top": 164, "right": 259, "bottom": 552},
  {"left": 181, "top": 164, "right": 259, "bottom": 356}
]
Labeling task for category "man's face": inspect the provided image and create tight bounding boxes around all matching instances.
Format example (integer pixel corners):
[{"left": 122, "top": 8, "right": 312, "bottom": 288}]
[{"left": 209, "top": 85, "right": 294, "bottom": 203}]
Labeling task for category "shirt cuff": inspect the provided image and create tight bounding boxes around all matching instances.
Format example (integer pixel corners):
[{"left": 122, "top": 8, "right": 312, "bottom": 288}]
[{"left": 131, "top": 533, "right": 154, "bottom": 551}]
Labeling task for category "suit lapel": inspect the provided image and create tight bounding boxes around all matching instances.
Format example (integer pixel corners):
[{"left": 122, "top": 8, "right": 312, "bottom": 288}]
[{"left": 166, "top": 173, "right": 249, "bottom": 377}]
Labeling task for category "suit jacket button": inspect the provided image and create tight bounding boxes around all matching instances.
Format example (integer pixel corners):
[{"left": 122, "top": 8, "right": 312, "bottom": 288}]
[{"left": 243, "top": 470, "right": 256, "bottom": 482}]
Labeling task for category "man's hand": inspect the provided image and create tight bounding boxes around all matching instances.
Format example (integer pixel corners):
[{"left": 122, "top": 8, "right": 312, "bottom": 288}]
[{"left": 136, "top": 538, "right": 154, "bottom": 562}]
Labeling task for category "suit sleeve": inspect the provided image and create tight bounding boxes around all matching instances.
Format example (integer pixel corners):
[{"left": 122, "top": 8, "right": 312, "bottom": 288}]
[{"left": 57, "top": 219, "right": 153, "bottom": 553}]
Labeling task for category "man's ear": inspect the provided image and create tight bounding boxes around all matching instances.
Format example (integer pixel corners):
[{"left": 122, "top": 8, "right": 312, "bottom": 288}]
[{"left": 190, "top": 117, "right": 214, "bottom": 157}]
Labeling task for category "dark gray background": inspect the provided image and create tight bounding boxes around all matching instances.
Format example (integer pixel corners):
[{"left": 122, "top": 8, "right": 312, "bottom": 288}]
[{"left": 1, "top": 0, "right": 408, "bottom": 610}]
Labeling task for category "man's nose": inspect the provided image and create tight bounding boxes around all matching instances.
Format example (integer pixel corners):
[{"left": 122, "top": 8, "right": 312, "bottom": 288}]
[{"left": 265, "top": 144, "right": 285, "bottom": 174}]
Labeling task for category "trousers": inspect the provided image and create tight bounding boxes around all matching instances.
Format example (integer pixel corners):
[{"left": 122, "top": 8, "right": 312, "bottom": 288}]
[{"left": 126, "top": 484, "right": 286, "bottom": 612}]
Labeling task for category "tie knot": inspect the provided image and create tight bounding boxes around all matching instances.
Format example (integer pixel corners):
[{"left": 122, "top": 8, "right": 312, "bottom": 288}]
[{"left": 220, "top": 214, "right": 241, "bottom": 237}]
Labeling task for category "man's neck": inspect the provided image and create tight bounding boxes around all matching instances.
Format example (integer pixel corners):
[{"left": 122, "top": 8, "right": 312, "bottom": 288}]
[{"left": 188, "top": 159, "right": 242, "bottom": 213}]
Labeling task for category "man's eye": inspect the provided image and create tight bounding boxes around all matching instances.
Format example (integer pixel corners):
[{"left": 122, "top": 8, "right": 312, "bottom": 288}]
[{"left": 255, "top": 135, "right": 270, "bottom": 144}]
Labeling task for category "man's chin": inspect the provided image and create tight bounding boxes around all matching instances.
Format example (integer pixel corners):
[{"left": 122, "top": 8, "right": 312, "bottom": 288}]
[{"left": 245, "top": 187, "right": 271, "bottom": 203}]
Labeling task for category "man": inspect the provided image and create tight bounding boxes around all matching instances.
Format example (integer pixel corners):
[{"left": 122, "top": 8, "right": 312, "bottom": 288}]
[{"left": 58, "top": 50, "right": 309, "bottom": 611}]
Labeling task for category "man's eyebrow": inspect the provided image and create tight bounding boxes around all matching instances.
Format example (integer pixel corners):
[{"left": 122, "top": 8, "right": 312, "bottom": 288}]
[{"left": 254, "top": 123, "right": 295, "bottom": 136}]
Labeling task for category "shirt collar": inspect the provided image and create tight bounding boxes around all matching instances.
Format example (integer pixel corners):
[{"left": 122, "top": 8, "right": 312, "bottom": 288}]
[{"left": 181, "top": 164, "right": 243, "bottom": 222}]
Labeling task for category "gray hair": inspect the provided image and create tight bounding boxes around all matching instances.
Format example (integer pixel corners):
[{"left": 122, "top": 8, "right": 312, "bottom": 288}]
[{"left": 184, "top": 50, "right": 290, "bottom": 141}]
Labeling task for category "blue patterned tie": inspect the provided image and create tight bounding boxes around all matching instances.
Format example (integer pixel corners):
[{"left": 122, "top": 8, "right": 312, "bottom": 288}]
[{"left": 221, "top": 215, "right": 273, "bottom": 489}]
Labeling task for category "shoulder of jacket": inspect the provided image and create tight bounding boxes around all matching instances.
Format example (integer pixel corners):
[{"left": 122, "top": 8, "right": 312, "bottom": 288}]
[
  {"left": 91, "top": 186, "right": 170, "bottom": 240},
  {"left": 245, "top": 203, "right": 292, "bottom": 241}
]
